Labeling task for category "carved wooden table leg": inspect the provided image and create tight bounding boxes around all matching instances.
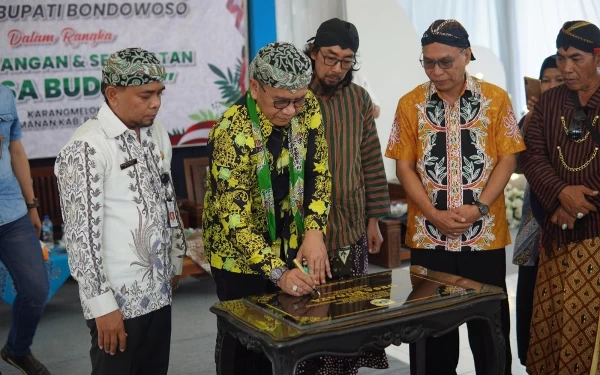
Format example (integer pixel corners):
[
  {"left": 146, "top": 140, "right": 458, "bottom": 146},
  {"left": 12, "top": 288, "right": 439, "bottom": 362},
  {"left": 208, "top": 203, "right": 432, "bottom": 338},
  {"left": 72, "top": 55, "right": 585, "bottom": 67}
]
[
  {"left": 408, "top": 338, "right": 427, "bottom": 375},
  {"left": 215, "top": 317, "right": 231, "bottom": 375},
  {"left": 266, "top": 348, "right": 296, "bottom": 375},
  {"left": 482, "top": 305, "right": 506, "bottom": 375}
]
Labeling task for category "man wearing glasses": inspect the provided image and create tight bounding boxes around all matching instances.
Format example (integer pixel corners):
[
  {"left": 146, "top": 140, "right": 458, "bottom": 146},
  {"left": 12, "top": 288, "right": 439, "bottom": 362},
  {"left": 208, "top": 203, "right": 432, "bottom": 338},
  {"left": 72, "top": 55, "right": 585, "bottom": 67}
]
[
  {"left": 522, "top": 21, "right": 600, "bottom": 375},
  {"left": 295, "top": 18, "right": 391, "bottom": 375},
  {"left": 386, "top": 19, "right": 524, "bottom": 374},
  {"left": 203, "top": 42, "right": 331, "bottom": 375}
]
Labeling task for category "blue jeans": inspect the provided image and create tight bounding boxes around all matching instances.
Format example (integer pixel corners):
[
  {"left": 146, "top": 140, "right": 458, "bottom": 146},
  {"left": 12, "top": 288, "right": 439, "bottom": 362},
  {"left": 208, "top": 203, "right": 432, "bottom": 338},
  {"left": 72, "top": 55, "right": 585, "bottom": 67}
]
[{"left": 0, "top": 214, "right": 49, "bottom": 356}]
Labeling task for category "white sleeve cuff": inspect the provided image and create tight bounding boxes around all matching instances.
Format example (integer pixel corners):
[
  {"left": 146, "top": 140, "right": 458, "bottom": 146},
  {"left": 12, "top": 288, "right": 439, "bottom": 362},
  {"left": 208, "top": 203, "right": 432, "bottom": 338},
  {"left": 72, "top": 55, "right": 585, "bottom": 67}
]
[
  {"left": 84, "top": 291, "right": 119, "bottom": 318},
  {"left": 172, "top": 255, "right": 184, "bottom": 276}
]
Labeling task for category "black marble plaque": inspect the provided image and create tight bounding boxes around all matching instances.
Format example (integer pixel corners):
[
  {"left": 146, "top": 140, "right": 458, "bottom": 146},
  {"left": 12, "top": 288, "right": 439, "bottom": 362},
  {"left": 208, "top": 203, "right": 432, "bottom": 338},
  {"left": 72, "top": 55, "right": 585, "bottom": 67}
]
[{"left": 212, "top": 266, "right": 500, "bottom": 341}]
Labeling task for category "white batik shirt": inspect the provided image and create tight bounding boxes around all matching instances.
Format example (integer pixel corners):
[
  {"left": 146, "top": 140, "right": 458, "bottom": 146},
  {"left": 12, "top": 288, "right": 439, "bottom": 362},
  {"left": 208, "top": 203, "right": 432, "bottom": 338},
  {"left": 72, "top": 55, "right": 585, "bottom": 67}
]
[{"left": 55, "top": 103, "right": 186, "bottom": 320}]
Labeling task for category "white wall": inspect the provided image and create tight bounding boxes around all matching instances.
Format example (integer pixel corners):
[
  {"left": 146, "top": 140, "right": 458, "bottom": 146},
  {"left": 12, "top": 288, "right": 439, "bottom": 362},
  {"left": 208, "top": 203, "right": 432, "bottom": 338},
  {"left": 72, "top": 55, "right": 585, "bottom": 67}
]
[
  {"left": 275, "top": 0, "right": 510, "bottom": 182},
  {"left": 346, "top": 0, "right": 427, "bottom": 182}
]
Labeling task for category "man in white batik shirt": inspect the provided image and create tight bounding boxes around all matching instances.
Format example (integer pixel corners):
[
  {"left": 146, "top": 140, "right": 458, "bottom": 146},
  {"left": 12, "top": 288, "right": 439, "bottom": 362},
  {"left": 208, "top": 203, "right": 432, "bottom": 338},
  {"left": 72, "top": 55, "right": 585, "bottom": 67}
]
[{"left": 55, "top": 47, "right": 186, "bottom": 375}]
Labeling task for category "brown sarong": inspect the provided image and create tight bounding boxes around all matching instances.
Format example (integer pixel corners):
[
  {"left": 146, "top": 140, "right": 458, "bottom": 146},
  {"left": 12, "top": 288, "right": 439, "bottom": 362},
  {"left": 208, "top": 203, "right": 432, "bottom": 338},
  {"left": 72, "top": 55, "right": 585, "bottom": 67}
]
[
  {"left": 527, "top": 237, "right": 600, "bottom": 374},
  {"left": 295, "top": 233, "right": 389, "bottom": 375}
]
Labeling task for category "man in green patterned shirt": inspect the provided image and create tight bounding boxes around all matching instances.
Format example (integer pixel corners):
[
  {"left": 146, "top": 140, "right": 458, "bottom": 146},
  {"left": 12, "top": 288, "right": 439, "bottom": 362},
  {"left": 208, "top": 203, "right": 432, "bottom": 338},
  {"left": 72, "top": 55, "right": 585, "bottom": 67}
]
[{"left": 203, "top": 42, "right": 332, "bottom": 375}]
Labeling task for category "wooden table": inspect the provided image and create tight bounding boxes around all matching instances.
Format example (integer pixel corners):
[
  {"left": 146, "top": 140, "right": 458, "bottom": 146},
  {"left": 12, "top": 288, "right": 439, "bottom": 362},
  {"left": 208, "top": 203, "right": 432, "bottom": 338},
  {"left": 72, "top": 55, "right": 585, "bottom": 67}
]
[{"left": 210, "top": 266, "right": 506, "bottom": 375}]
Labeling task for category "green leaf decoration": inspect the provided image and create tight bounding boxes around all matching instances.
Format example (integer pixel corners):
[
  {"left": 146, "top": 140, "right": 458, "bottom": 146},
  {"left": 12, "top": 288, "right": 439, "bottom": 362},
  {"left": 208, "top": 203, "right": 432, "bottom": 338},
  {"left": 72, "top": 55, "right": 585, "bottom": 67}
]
[
  {"left": 208, "top": 64, "right": 227, "bottom": 80},
  {"left": 191, "top": 57, "right": 246, "bottom": 123}
]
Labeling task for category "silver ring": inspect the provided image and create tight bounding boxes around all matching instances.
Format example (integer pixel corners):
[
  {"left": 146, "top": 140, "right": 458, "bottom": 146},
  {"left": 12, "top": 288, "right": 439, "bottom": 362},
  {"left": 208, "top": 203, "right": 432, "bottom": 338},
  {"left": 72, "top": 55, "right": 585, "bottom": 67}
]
[
  {"left": 292, "top": 285, "right": 298, "bottom": 292},
  {"left": 577, "top": 212, "right": 584, "bottom": 219},
  {"left": 562, "top": 223, "right": 568, "bottom": 230}
]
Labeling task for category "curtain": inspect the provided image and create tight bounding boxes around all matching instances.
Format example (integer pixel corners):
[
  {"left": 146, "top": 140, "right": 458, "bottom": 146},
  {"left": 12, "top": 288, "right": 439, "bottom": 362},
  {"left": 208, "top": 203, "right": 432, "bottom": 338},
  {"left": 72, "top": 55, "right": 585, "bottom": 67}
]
[
  {"left": 275, "top": 0, "right": 346, "bottom": 50},
  {"left": 397, "top": 0, "right": 600, "bottom": 116},
  {"left": 511, "top": 0, "right": 600, "bottom": 114}
]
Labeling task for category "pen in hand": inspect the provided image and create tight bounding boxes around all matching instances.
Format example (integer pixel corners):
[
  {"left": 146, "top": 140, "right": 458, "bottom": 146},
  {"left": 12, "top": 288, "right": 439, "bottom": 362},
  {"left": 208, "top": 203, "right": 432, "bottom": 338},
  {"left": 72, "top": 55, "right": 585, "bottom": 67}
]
[{"left": 292, "top": 259, "right": 321, "bottom": 298}]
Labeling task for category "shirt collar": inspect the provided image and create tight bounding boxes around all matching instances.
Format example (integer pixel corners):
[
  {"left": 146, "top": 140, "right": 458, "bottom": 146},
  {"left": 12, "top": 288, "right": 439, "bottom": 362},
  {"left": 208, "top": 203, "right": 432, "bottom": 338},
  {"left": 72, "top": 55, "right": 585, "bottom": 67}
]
[
  {"left": 98, "top": 102, "right": 139, "bottom": 139},
  {"left": 563, "top": 84, "right": 600, "bottom": 110},
  {"left": 426, "top": 72, "right": 480, "bottom": 102}
]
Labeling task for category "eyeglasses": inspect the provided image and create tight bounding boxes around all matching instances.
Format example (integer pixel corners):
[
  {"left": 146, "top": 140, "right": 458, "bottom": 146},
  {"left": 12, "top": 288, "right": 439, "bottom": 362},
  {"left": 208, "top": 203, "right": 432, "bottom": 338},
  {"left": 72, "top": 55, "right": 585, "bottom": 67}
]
[
  {"left": 318, "top": 50, "right": 355, "bottom": 70},
  {"left": 419, "top": 49, "right": 465, "bottom": 70},
  {"left": 568, "top": 107, "right": 586, "bottom": 140},
  {"left": 259, "top": 83, "right": 306, "bottom": 110}
]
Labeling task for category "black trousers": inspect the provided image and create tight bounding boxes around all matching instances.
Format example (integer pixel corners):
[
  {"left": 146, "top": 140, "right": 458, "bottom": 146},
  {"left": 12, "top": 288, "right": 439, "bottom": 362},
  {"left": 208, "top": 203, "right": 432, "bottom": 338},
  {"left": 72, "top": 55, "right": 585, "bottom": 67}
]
[
  {"left": 515, "top": 261, "right": 538, "bottom": 366},
  {"left": 86, "top": 305, "right": 172, "bottom": 375},
  {"left": 212, "top": 267, "right": 278, "bottom": 375},
  {"left": 409, "top": 249, "right": 512, "bottom": 375}
]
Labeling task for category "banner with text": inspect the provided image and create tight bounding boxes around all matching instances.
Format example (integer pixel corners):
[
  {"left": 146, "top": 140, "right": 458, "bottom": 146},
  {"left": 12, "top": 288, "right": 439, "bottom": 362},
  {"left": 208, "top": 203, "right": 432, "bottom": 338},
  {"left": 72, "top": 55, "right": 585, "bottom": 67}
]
[{"left": 1, "top": 0, "right": 247, "bottom": 158}]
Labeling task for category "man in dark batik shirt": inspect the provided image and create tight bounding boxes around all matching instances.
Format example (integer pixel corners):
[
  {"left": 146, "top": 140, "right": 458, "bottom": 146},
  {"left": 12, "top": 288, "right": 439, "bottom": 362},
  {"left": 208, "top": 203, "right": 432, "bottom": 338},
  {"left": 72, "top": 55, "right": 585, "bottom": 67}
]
[{"left": 522, "top": 21, "right": 600, "bottom": 375}]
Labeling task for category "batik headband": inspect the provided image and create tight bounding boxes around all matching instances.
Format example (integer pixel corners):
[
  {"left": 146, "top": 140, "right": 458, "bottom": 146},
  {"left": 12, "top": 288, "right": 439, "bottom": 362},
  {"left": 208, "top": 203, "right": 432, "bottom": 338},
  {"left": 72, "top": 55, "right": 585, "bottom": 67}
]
[
  {"left": 556, "top": 21, "right": 600, "bottom": 54},
  {"left": 248, "top": 42, "right": 312, "bottom": 93},
  {"left": 421, "top": 19, "right": 476, "bottom": 61},
  {"left": 102, "top": 47, "right": 166, "bottom": 87}
]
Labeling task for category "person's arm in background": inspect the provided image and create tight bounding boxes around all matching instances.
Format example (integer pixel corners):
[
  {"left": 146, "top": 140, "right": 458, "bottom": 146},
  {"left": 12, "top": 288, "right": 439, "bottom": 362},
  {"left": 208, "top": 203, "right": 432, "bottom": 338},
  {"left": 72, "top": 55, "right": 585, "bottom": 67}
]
[
  {"left": 4, "top": 89, "right": 41, "bottom": 235},
  {"left": 521, "top": 96, "right": 539, "bottom": 136},
  {"left": 10, "top": 140, "right": 40, "bottom": 235},
  {"left": 513, "top": 116, "right": 526, "bottom": 175},
  {"left": 514, "top": 96, "right": 539, "bottom": 175},
  {"left": 360, "top": 91, "right": 390, "bottom": 253}
]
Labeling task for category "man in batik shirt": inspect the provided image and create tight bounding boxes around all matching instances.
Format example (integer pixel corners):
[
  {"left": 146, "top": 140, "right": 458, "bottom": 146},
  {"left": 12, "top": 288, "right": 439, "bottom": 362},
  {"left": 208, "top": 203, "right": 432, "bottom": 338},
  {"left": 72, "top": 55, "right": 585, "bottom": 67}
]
[
  {"left": 55, "top": 48, "right": 187, "bottom": 375},
  {"left": 522, "top": 21, "right": 600, "bottom": 375},
  {"left": 296, "top": 18, "right": 391, "bottom": 375},
  {"left": 202, "top": 42, "right": 331, "bottom": 375},
  {"left": 386, "top": 19, "right": 525, "bottom": 375}
]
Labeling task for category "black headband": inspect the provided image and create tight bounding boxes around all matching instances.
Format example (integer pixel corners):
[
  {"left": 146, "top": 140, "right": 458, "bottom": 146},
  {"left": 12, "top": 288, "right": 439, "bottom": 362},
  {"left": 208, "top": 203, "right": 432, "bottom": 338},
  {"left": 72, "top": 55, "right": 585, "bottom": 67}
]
[
  {"left": 539, "top": 55, "right": 558, "bottom": 80},
  {"left": 307, "top": 18, "right": 359, "bottom": 53},
  {"left": 421, "top": 19, "right": 476, "bottom": 61},
  {"left": 556, "top": 21, "right": 600, "bottom": 53}
]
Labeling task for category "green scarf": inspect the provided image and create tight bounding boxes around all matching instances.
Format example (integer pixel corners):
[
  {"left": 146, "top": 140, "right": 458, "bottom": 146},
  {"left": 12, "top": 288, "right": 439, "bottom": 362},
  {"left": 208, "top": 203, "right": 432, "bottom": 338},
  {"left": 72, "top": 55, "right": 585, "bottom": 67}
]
[{"left": 246, "top": 92, "right": 306, "bottom": 243}]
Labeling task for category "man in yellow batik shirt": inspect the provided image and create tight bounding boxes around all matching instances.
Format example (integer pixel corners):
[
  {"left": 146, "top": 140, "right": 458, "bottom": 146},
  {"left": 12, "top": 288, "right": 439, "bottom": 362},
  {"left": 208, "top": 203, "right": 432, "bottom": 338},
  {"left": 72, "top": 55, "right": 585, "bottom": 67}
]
[
  {"left": 386, "top": 20, "right": 525, "bottom": 375},
  {"left": 202, "top": 42, "right": 331, "bottom": 375}
]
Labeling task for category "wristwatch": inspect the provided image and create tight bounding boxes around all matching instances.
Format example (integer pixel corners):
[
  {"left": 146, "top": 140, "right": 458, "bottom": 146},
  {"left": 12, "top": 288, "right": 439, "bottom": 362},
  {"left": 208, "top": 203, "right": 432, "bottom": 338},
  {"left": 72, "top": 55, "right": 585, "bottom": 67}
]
[
  {"left": 269, "top": 266, "right": 288, "bottom": 287},
  {"left": 26, "top": 198, "right": 39, "bottom": 209},
  {"left": 472, "top": 201, "right": 489, "bottom": 216}
]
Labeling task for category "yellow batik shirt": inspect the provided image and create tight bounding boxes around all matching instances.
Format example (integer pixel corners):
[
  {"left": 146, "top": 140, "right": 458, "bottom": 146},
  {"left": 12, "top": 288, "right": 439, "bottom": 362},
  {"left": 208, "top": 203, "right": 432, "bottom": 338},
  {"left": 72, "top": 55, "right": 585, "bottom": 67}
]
[
  {"left": 202, "top": 90, "right": 331, "bottom": 277},
  {"left": 386, "top": 74, "right": 526, "bottom": 251}
]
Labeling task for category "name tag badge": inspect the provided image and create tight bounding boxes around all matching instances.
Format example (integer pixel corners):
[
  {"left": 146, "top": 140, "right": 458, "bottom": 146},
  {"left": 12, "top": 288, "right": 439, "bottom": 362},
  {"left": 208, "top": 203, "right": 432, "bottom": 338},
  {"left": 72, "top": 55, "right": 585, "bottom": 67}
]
[
  {"left": 120, "top": 158, "right": 138, "bottom": 170},
  {"left": 167, "top": 200, "right": 178, "bottom": 228}
]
